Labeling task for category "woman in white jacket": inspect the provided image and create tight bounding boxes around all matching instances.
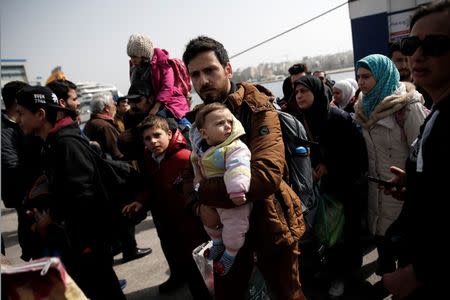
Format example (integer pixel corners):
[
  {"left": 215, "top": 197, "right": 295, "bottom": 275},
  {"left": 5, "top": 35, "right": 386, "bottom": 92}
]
[{"left": 354, "top": 54, "right": 428, "bottom": 275}]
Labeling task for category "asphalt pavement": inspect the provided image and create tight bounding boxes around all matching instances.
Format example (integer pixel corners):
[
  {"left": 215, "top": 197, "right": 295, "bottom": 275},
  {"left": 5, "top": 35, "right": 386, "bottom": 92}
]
[
  {"left": 1, "top": 204, "right": 388, "bottom": 299},
  {"left": 1, "top": 206, "right": 191, "bottom": 299}
]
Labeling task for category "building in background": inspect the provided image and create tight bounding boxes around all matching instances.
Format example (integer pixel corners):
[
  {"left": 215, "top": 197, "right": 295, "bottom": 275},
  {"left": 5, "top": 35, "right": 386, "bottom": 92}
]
[
  {"left": 349, "top": 0, "right": 431, "bottom": 66},
  {"left": 1, "top": 59, "right": 29, "bottom": 88}
]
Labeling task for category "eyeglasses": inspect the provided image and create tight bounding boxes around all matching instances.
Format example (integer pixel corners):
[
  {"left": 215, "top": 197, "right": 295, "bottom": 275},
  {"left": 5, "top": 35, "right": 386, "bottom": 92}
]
[{"left": 400, "top": 35, "right": 450, "bottom": 57}]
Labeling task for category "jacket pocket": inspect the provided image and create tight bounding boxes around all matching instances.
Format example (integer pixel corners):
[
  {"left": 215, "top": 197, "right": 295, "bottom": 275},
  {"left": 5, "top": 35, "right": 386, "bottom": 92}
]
[
  {"left": 277, "top": 181, "right": 305, "bottom": 242},
  {"left": 259, "top": 181, "right": 305, "bottom": 246}
]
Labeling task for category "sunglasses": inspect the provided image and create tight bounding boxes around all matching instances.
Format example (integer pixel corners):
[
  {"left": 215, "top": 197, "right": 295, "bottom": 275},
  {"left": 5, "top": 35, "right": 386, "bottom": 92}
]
[{"left": 400, "top": 35, "right": 450, "bottom": 57}]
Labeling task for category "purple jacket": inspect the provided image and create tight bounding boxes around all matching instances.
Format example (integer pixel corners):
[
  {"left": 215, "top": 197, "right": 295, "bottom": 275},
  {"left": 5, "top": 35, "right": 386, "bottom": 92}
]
[{"left": 150, "top": 48, "right": 189, "bottom": 120}]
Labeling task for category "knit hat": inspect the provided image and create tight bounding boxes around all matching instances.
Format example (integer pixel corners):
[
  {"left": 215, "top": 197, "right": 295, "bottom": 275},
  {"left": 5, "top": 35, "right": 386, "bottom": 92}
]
[{"left": 127, "top": 33, "right": 154, "bottom": 58}]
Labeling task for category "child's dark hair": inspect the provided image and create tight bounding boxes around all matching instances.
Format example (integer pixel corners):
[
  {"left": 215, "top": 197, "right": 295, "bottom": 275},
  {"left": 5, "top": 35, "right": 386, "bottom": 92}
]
[
  {"left": 137, "top": 115, "right": 170, "bottom": 136},
  {"left": 195, "top": 103, "right": 228, "bottom": 129}
]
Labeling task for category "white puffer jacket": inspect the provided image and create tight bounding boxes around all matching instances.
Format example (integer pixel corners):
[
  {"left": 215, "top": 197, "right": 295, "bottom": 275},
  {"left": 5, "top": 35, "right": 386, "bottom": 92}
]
[{"left": 355, "top": 82, "right": 428, "bottom": 236}]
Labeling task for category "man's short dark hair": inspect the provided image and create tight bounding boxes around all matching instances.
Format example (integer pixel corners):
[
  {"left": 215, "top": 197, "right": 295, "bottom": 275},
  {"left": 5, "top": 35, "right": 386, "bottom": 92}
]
[
  {"left": 288, "top": 63, "right": 309, "bottom": 75},
  {"left": 389, "top": 42, "right": 402, "bottom": 58},
  {"left": 410, "top": 1, "right": 450, "bottom": 30},
  {"left": 1, "top": 81, "right": 30, "bottom": 109},
  {"left": 313, "top": 70, "right": 326, "bottom": 76},
  {"left": 183, "top": 36, "right": 229, "bottom": 67},
  {"left": 46, "top": 80, "right": 77, "bottom": 102}
]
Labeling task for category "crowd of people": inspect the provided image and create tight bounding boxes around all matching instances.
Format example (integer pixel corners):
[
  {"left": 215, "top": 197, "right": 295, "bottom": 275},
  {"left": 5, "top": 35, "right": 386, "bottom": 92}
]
[{"left": 1, "top": 1, "right": 449, "bottom": 299}]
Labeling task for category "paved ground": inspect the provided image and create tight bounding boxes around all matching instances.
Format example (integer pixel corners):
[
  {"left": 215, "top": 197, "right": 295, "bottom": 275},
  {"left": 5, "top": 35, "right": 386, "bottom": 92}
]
[
  {"left": 1, "top": 204, "right": 389, "bottom": 299},
  {"left": 1, "top": 206, "right": 191, "bottom": 299}
]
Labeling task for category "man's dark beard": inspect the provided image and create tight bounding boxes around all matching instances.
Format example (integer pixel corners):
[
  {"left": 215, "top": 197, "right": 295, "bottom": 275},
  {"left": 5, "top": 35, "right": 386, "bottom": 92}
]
[
  {"left": 129, "top": 109, "right": 148, "bottom": 120},
  {"left": 201, "top": 89, "right": 229, "bottom": 104}
]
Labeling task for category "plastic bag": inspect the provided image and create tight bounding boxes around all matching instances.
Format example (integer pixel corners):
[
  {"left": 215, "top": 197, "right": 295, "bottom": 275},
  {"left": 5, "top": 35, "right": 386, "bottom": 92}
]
[
  {"left": 314, "top": 191, "right": 344, "bottom": 248},
  {"left": 192, "top": 242, "right": 271, "bottom": 299},
  {"left": 1, "top": 256, "right": 88, "bottom": 300},
  {"left": 246, "top": 266, "right": 270, "bottom": 300},
  {"left": 192, "top": 241, "right": 214, "bottom": 295}
]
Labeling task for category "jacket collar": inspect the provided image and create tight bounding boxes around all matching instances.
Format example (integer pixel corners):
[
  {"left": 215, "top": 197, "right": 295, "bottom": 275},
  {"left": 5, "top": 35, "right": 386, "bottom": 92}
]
[
  {"left": 226, "top": 82, "right": 274, "bottom": 113},
  {"left": 48, "top": 116, "right": 75, "bottom": 137},
  {"left": 355, "top": 82, "right": 423, "bottom": 129}
]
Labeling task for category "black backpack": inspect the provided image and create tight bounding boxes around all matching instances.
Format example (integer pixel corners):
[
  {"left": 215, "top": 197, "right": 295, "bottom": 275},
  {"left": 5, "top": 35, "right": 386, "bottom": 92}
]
[
  {"left": 61, "top": 135, "right": 144, "bottom": 228},
  {"left": 277, "top": 110, "right": 317, "bottom": 231},
  {"left": 239, "top": 104, "right": 317, "bottom": 231}
]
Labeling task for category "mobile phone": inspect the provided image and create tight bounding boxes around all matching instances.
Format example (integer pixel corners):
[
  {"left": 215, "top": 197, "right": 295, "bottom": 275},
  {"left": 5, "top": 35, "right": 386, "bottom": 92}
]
[{"left": 367, "top": 176, "right": 400, "bottom": 188}]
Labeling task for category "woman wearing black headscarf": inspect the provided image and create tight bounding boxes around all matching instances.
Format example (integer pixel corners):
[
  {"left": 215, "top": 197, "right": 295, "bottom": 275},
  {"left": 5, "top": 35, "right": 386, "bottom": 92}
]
[{"left": 291, "top": 75, "right": 368, "bottom": 297}]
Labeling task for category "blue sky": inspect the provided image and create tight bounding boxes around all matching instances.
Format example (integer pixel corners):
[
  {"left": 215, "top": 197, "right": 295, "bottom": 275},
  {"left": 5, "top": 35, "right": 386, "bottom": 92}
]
[{"left": 1, "top": 0, "right": 353, "bottom": 94}]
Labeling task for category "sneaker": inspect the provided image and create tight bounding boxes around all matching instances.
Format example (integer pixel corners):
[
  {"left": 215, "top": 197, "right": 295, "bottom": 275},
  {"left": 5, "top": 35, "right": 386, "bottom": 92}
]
[
  {"left": 328, "top": 280, "right": 345, "bottom": 298},
  {"left": 119, "top": 279, "right": 127, "bottom": 290}
]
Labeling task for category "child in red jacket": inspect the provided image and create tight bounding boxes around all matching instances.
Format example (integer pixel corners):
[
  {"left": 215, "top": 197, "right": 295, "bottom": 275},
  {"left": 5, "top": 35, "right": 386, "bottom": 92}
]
[{"left": 122, "top": 115, "right": 210, "bottom": 298}]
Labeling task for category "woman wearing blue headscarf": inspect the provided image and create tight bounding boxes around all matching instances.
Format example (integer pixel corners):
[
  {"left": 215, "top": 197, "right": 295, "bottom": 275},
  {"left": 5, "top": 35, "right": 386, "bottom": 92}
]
[{"left": 354, "top": 54, "right": 428, "bottom": 276}]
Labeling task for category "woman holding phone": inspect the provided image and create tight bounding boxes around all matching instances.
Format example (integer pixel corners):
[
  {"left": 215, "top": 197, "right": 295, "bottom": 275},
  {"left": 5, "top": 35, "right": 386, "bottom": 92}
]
[{"left": 354, "top": 54, "right": 428, "bottom": 276}]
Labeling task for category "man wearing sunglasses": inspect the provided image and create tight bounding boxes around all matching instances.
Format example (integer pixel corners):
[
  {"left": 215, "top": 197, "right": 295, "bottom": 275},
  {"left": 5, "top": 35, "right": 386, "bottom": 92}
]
[
  {"left": 389, "top": 42, "right": 433, "bottom": 109},
  {"left": 383, "top": 2, "right": 450, "bottom": 299}
]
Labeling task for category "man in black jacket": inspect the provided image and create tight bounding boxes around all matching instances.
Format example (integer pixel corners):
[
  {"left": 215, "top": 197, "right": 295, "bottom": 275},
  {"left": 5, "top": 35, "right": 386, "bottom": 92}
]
[
  {"left": 383, "top": 2, "right": 450, "bottom": 299},
  {"left": 15, "top": 85, "right": 125, "bottom": 300},
  {"left": 1, "top": 81, "right": 42, "bottom": 260}
]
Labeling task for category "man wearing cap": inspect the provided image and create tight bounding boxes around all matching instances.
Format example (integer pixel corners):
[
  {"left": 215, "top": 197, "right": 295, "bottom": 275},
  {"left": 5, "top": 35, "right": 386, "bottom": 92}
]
[
  {"left": 1, "top": 81, "right": 43, "bottom": 260},
  {"left": 118, "top": 79, "right": 155, "bottom": 161},
  {"left": 15, "top": 85, "right": 126, "bottom": 300}
]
